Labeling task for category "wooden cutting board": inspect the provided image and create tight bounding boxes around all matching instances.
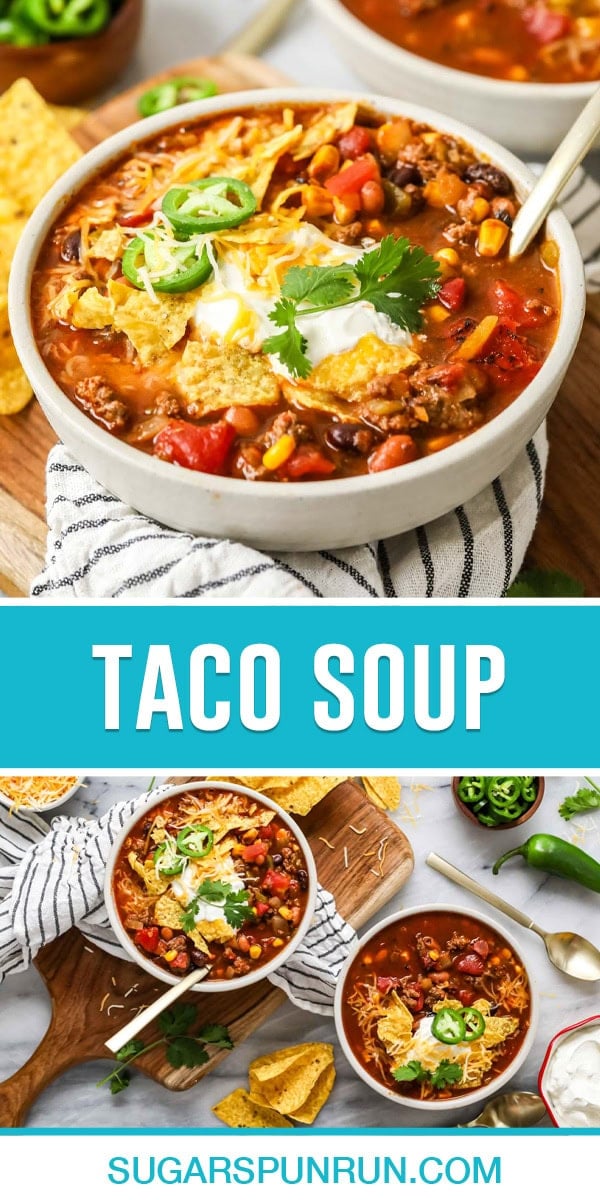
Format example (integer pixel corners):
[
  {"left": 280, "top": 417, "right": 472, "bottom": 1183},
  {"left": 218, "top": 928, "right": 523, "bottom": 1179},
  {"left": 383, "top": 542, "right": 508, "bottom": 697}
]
[
  {"left": 0, "top": 57, "right": 599, "bottom": 593},
  {"left": 0, "top": 779, "right": 414, "bottom": 1127}
]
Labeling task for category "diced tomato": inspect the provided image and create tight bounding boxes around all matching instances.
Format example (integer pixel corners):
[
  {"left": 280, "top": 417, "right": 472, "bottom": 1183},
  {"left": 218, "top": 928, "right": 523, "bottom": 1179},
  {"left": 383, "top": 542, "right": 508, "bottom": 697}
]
[
  {"left": 262, "top": 868, "right": 291, "bottom": 897},
  {"left": 522, "top": 4, "right": 571, "bottom": 43},
  {"left": 155, "top": 420, "right": 235, "bottom": 474},
  {"left": 438, "top": 276, "right": 467, "bottom": 313},
  {"left": 471, "top": 937, "right": 490, "bottom": 959},
  {"left": 241, "top": 840, "right": 269, "bottom": 863},
  {"left": 377, "top": 975, "right": 402, "bottom": 995},
  {"left": 492, "top": 279, "right": 552, "bottom": 329},
  {"left": 338, "top": 125, "right": 373, "bottom": 159},
  {"left": 368, "top": 434, "right": 419, "bottom": 473},
  {"left": 255, "top": 901, "right": 270, "bottom": 917},
  {"left": 454, "top": 952, "right": 486, "bottom": 975},
  {"left": 458, "top": 988, "right": 475, "bottom": 1007},
  {"left": 119, "top": 208, "right": 155, "bottom": 227},
  {"left": 325, "top": 155, "right": 379, "bottom": 197},
  {"left": 478, "top": 322, "right": 541, "bottom": 388},
  {"left": 284, "top": 448, "right": 336, "bottom": 479},
  {"left": 134, "top": 926, "right": 160, "bottom": 954},
  {"left": 171, "top": 951, "right": 190, "bottom": 972}
]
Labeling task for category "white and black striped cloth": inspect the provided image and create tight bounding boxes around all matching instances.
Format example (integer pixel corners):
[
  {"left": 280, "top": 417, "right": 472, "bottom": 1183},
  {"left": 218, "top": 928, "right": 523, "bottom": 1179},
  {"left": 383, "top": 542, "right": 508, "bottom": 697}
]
[
  {"left": 0, "top": 791, "right": 356, "bottom": 1016},
  {"left": 30, "top": 165, "right": 599, "bottom": 600}
]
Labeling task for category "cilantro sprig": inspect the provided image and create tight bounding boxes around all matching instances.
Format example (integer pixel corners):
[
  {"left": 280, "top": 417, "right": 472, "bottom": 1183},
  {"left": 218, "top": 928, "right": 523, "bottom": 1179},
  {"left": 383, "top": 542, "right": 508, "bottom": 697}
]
[
  {"left": 97, "top": 1002, "right": 233, "bottom": 1095},
  {"left": 262, "top": 235, "right": 441, "bottom": 378},
  {"left": 559, "top": 777, "right": 600, "bottom": 821},
  {"left": 392, "top": 1058, "right": 463, "bottom": 1090},
  {"left": 181, "top": 879, "right": 253, "bottom": 933}
]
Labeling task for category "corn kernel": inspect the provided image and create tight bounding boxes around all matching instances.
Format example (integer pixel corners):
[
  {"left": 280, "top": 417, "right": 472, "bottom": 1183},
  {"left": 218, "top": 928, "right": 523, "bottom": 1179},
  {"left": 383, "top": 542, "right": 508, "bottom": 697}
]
[
  {"left": 364, "top": 218, "right": 386, "bottom": 239},
  {"left": 427, "top": 303, "right": 451, "bottom": 323},
  {"left": 262, "top": 434, "right": 296, "bottom": 471},
  {"left": 477, "top": 218, "right": 509, "bottom": 257},
  {"left": 434, "top": 247, "right": 460, "bottom": 277},
  {"left": 273, "top": 937, "right": 285, "bottom": 948},
  {"left": 574, "top": 16, "right": 600, "bottom": 36},
  {"left": 376, "top": 119, "right": 412, "bottom": 163},
  {"left": 507, "top": 65, "right": 529, "bottom": 81},
  {"left": 333, "top": 193, "right": 360, "bottom": 224},
  {"left": 163, "top": 949, "right": 178, "bottom": 962},
  {"left": 471, "top": 196, "right": 490, "bottom": 223},
  {"left": 249, "top": 944, "right": 262, "bottom": 960},
  {"left": 454, "top": 10, "right": 474, "bottom": 27},
  {"left": 302, "top": 184, "right": 334, "bottom": 219},
  {"left": 278, "top": 905, "right": 293, "bottom": 920},
  {"left": 454, "top": 314, "right": 499, "bottom": 361},
  {"left": 541, "top": 239, "right": 559, "bottom": 269},
  {"left": 308, "top": 143, "right": 340, "bottom": 181}
]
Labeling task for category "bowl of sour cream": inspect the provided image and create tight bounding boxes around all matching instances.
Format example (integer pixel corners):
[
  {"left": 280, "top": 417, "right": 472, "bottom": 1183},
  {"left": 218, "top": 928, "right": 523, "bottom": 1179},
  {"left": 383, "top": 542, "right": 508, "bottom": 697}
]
[{"left": 539, "top": 1015, "right": 600, "bottom": 1127}]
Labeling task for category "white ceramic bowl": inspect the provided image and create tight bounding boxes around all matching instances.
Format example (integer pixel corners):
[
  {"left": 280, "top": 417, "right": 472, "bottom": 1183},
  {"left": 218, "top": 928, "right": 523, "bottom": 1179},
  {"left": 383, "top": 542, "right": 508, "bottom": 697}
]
[
  {"left": 334, "top": 904, "right": 538, "bottom": 1112},
  {"left": 104, "top": 780, "right": 317, "bottom": 993},
  {"left": 312, "top": 0, "right": 597, "bottom": 155},
  {"left": 10, "top": 88, "right": 585, "bottom": 552},
  {"left": 0, "top": 775, "right": 84, "bottom": 813}
]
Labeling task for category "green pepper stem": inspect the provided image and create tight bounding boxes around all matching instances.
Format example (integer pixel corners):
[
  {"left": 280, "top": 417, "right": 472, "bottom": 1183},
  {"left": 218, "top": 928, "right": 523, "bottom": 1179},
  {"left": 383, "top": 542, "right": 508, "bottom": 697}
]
[{"left": 492, "top": 845, "right": 525, "bottom": 875}]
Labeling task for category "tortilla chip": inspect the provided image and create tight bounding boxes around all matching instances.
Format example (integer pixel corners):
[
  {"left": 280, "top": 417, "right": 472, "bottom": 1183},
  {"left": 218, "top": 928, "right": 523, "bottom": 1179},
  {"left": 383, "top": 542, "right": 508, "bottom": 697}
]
[
  {"left": 0, "top": 333, "right": 31, "bottom": 414},
  {"left": 108, "top": 280, "right": 197, "bottom": 365},
  {"left": 175, "top": 340, "right": 280, "bottom": 415},
  {"left": 280, "top": 377, "right": 353, "bottom": 420},
  {"left": 0, "top": 196, "right": 24, "bottom": 223},
  {"left": 310, "top": 334, "right": 419, "bottom": 401},
  {"left": 250, "top": 1044, "right": 335, "bottom": 1114},
  {"left": 50, "top": 104, "right": 87, "bottom": 131},
  {"left": 127, "top": 851, "right": 168, "bottom": 896},
  {"left": 153, "top": 893, "right": 210, "bottom": 953},
  {"left": 203, "top": 775, "right": 345, "bottom": 815},
  {"left": 195, "top": 916, "right": 233, "bottom": 943},
  {"left": 213, "top": 1089, "right": 292, "bottom": 1129},
  {"left": 288, "top": 1062, "right": 336, "bottom": 1124},
  {"left": 89, "top": 228, "right": 126, "bottom": 262},
  {"left": 377, "top": 995, "right": 413, "bottom": 1054},
  {"left": 293, "top": 102, "right": 358, "bottom": 160},
  {"left": 249, "top": 1043, "right": 322, "bottom": 1085},
  {"left": 362, "top": 776, "right": 401, "bottom": 812},
  {"left": 72, "top": 287, "right": 115, "bottom": 329},
  {"left": 0, "top": 294, "right": 9, "bottom": 336},
  {"left": 0, "top": 219, "right": 26, "bottom": 292},
  {"left": 0, "top": 79, "right": 81, "bottom": 212}
]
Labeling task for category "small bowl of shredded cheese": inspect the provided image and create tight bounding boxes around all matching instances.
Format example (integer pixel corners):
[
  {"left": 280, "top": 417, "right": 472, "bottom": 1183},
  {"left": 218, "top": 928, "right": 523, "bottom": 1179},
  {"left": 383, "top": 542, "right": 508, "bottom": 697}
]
[{"left": 0, "top": 775, "right": 84, "bottom": 814}]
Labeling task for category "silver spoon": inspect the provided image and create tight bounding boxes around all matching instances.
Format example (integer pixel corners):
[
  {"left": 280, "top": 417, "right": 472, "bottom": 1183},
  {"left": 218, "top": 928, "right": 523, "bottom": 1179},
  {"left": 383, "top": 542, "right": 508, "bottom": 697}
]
[
  {"left": 457, "top": 1091, "right": 546, "bottom": 1128},
  {"left": 427, "top": 852, "right": 600, "bottom": 982}
]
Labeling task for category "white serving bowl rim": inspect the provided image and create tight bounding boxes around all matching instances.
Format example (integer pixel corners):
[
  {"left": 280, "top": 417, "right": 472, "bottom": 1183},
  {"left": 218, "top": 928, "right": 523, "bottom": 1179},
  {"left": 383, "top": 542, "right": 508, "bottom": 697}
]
[
  {"left": 9, "top": 87, "right": 585, "bottom": 514},
  {"left": 334, "top": 902, "right": 538, "bottom": 1112},
  {"left": 103, "top": 779, "right": 317, "bottom": 993}
]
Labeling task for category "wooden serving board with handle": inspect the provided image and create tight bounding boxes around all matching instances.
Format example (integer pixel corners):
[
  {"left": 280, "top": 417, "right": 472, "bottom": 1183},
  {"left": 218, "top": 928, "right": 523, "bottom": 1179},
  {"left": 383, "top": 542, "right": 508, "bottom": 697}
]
[
  {"left": 0, "top": 54, "right": 600, "bottom": 593},
  {"left": 0, "top": 778, "right": 414, "bottom": 1127}
]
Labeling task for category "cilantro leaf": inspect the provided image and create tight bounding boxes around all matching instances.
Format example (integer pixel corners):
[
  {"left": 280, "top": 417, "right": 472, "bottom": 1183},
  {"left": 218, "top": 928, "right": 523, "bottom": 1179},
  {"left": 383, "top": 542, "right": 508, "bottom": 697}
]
[
  {"left": 559, "top": 778, "right": 600, "bottom": 821},
  {"left": 109, "top": 1070, "right": 130, "bottom": 1095},
  {"left": 355, "top": 236, "right": 441, "bottom": 332},
  {"left": 181, "top": 880, "right": 254, "bottom": 934},
  {"left": 507, "top": 569, "right": 584, "bottom": 598},
  {"left": 281, "top": 263, "right": 356, "bottom": 308},
  {"left": 430, "top": 1060, "right": 463, "bottom": 1089},
  {"left": 116, "top": 1038, "right": 145, "bottom": 1062},
  {"left": 263, "top": 298, "right": 311, "bottom": 379},
  {"left": 198, "top": 1023, "right": 234, "bottom": 1049},
  {"left": 158, "top": 1002, "right": 196, "bottom": 1037},
  {"left": 392, "top": 1060, "right": 430, "bottom": 1083},
  {"left": 166, "top": 1038, "right": 210, "bottom": 1069}
]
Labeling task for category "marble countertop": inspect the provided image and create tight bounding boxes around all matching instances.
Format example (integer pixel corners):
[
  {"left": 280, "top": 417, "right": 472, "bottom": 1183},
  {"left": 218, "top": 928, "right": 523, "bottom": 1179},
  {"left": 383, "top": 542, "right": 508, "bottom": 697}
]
[{"left": 2, "top": 773, "right": 600, "bottom": 1128}]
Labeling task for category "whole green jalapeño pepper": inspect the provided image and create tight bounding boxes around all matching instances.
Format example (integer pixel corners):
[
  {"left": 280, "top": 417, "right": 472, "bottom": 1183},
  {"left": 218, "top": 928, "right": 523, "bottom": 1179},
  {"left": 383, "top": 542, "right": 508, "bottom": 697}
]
[
  {"left": 23, "top": 0, "right": 110, "bottom": 38},
  {"left": 493, "top": 833, "right": 600, "bottom": 893}
]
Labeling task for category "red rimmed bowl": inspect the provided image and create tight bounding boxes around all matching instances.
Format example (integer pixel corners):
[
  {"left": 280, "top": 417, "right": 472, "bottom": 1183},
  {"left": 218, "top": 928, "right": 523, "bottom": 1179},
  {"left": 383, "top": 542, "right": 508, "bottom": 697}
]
[{"left": 539, "top": 1014, "right": 600, "bottom": 1128}]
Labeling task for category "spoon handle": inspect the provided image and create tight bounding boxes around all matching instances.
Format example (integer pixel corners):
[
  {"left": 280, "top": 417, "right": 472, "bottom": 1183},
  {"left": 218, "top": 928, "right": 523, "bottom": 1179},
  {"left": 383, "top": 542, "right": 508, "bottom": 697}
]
[
  {"left": 223, "top": 0, "right": 300, "bottom": 55},
  {"left": 104, "top": 966, "right": 209, "bottom": 1055},
  {"left": 427, "top": 853, "right": 545, "bottom": 937},
  {"left": 509, "top": 83, "right": 600, "bottom": 258}
]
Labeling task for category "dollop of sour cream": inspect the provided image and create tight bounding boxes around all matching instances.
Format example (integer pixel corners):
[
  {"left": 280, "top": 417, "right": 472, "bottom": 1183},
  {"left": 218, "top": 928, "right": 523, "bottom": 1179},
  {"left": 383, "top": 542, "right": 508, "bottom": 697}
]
[
  {"left": 170, "top": 864, "right": 244, "bottom": 928},
  {"left": 193, "top": 222, "right": 412, "bottom": 376},
  {"left": 544, "top": 1024, "right": 600, "bottom": 1127}
]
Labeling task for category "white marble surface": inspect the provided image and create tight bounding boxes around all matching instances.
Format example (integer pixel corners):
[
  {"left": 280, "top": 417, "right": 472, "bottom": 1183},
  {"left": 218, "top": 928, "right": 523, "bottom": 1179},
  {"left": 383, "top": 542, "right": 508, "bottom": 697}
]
[{"left": 2, "top": 774, "right": 600, "bottom": 1128}]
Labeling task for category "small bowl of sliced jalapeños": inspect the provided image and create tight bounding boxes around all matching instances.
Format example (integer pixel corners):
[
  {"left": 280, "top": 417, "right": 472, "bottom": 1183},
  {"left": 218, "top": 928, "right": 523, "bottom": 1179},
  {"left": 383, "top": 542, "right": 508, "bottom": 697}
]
[
  {"left": 452, "top": 776, "right": 545, "bottom": 830},
  {"left": 0, "top": 0, "right": 143, "bottom": 104}
]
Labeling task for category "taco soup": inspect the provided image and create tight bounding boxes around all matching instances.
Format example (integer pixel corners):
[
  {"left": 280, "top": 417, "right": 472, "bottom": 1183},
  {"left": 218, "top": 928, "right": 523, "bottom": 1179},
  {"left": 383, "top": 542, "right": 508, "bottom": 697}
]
[
  {"left": 112, "top": 787, "right": 312, "bottom": 982},
  {"left": 341, "top": 909, "right": 531, "bottom": 1101},
  {"left": 32, "top": 102, "right": 559, "bottom": 483}
]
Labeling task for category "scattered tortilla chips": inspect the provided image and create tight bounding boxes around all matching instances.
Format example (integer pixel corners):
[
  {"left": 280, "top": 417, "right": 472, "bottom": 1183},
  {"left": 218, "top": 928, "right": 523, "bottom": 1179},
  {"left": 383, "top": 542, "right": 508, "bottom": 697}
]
[
  {"left": 213, "top": 1089, "right": 292, "bottom": 1129},
  {"left": 50, "top": 103, "right": 87, "bottom": 131},
  {"left": 204, "top": 775, "right": 346, "bottom": 816},
  {"left": 0, "top": 333, "right": 33, "bottom": 415},
  {"left": 0, "top": 79, "right": 81, "bottom": 212},
  {"left": 214, "top": 1043, "right": 336, "bottom": 1129},
  {"left": 175, "top": 340, "right": 280, "bottom": 414},
  {"left": 361, "top": 777, "right": 401, "bottom": 812}
]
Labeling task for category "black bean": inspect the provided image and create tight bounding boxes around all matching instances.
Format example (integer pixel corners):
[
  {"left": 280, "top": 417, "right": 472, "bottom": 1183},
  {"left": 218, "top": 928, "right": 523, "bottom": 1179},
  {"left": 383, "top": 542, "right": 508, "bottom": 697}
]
[
  {"left": 297, "top": 869, "right": 309, "bottom": 891},
  {"left": 496, "top": 210, "right": 513, "bottom": 228},
  {"left": 272, "top": 852, "right": 284, "bottom": 867},
  {"left": 190, "top": 949, "right": 208, "bottom": 968},
  {"left": 325, "top": 423, "right": 375, "bottom": 454},
  {"left": 60, "top": 229, "right": 82, "bottom": 263},
  {"left": 463, "top": 162, "right": 511, "bottom": 195},
  {"left": 388, "top": 162, "right": 423, "bottom": 188}
]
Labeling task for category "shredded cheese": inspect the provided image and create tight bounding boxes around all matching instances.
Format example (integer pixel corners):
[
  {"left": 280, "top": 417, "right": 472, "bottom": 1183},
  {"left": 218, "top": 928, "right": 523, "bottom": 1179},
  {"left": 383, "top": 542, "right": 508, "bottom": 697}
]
[{"left": 0, "top": 775, "right": 79, "bottom": 811}]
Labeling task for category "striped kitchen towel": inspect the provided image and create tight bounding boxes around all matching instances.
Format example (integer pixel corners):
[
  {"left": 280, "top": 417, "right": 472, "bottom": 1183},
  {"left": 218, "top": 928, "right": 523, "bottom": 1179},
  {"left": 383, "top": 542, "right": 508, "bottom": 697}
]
[{"left": 0, "top": 791, "right": 356, "bottom": 1017}]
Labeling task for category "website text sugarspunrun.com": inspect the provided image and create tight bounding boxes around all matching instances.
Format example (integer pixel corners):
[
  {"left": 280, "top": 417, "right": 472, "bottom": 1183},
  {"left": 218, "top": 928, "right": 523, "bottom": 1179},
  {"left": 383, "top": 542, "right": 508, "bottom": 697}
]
[{"left": 106, "top": 1154, "right": 502, "bottom": 1186}]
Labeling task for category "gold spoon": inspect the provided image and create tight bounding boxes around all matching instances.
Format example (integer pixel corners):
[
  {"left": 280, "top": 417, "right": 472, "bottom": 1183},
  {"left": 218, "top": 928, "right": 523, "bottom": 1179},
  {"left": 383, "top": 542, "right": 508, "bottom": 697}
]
[
  {"left": 457, "top": 1091, "right": 547, "bottom": 1128},
  {"left": 224, "top": 0, "right": 301, "bottom": 56},
  {"left": 427, "top": 852, "right": 600, "bottom": 982}
]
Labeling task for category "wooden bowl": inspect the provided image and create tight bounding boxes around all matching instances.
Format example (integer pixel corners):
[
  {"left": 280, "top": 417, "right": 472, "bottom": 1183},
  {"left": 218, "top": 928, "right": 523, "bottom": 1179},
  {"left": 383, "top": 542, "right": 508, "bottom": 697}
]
[
  {"left": 0, "top": 0, "right": 144, "bottom": 105},
  {"left": 452, "top": 776, "right": 545, "bottom": 831}
]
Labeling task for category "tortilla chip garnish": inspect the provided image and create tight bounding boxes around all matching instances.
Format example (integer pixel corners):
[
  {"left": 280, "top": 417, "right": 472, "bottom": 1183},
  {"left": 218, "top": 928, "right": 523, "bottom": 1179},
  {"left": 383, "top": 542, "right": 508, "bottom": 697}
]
[
  {"left": 88, "top": 228, "right": 126, "bottom": 262},
  {"left": 362, "top": 776, "right": 401, "bottom": 812},
  {"left": 250, "top": 1043, "right": 335, "bottom": 1114},
  {"left": 175, "top": 340, "right": 280, "bottom": 415},
  {"left": 152, "top": 893, "right": 209, "bottom": 952},
  {"left": 0, "top": 79, "right": 81, "bottom": 212},
  {"left": 309, "top": 334, "right": 419, "bottom": 401},
  {"left": 287, "top": 1063, "right": 336, "bottom": 1124},
  {"left": 108, "top": 280, "right": 197, "bottom": 365},
  {"left": 126, "top": 851, "right": 168, "bottom": 896},
  {"left": 0, "top": 334, "right": 32, "bottom": 414},
  {"left": 72, "top": 287, "right": 115, "bottom": 330},
  {"left": 213, "top": 1089, "right": 292, "bottom": 1129},
  {"left": 292, "top": 102, "right": 358, "bottom": 160},
  {"left": 377, "top": 995, "right": 413, "bottom": 1055},
  {"left": 280, "top": 378, "right": 354, "bottom": 420}
]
